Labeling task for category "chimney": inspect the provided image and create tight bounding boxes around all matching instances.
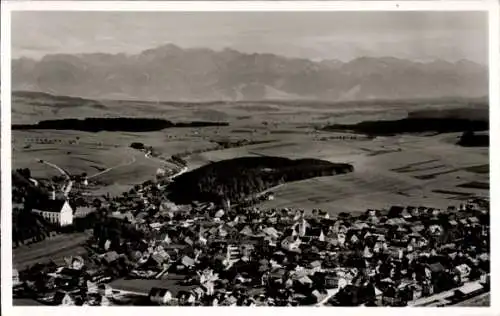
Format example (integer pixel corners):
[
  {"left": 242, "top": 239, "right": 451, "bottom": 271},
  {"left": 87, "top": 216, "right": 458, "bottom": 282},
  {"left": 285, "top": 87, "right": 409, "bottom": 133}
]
[{"left": 50, "top": 188, "right": 56, "bottom": 200}]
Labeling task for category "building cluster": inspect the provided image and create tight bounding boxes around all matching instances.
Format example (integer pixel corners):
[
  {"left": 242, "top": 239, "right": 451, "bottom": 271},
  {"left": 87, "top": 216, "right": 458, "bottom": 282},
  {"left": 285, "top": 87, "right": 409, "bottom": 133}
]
[{"left": 14, "top": 176, "right": 490, "bottom": 306}]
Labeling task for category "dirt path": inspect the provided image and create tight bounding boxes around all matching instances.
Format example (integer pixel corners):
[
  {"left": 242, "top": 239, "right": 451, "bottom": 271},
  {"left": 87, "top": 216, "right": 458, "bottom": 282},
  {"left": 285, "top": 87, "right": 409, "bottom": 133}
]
[
  {"left": 88, "top": 155, "right": 137, "bottom": 179},
  {"left": 36, "top": 158, "right": 70, "bottom": 179}
]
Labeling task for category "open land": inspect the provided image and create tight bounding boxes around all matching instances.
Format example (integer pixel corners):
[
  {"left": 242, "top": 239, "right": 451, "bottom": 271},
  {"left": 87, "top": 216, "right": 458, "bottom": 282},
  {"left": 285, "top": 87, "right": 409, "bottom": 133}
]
[
  {"left": 13, "top": 231, "right": 91, "bottom": 271},
  {"left": 13, "top": 93, "right": 489, "bottom": 210}
]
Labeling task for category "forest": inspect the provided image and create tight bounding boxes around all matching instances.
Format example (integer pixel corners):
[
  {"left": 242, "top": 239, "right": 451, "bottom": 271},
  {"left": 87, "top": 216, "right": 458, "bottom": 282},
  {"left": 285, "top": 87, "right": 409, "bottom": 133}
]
[
  {"left": 12, "top": 117, "right": 229, "bottom": 132},
  {"left": 167, "top": 156, "right": 354, "bottom": 204},
  {"left": 322, "top": 117, "right": 488, "bottom": 137},
  {"left": 457, "top": 131, "right": 489, "bottom": 147}
]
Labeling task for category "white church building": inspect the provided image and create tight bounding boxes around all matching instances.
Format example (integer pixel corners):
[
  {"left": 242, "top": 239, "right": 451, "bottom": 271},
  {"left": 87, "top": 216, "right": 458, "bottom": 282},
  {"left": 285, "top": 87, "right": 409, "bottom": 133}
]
[{"left": 32, "top": 199, "right": 74, "bottom": 226}]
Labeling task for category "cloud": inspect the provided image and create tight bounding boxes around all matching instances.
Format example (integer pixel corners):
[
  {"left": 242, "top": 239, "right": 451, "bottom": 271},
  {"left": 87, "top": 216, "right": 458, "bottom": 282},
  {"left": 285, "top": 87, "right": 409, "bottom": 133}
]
[{"left": 11, "top": 11, "right": 487, "bottom": 63}]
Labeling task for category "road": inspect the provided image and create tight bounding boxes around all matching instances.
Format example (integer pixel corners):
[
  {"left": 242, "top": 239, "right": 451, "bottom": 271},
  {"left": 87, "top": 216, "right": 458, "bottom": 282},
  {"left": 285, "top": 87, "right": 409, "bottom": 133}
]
[
  {"left": 170, "top": 166, "right": 188, "bottom": 179},
  {"left": 36, "top": 158, "right": 73, "bottom": 196},
  {"left": 36, "top": 158, "right": 70, "bottom": 179},
  {"left": 143, "top": 150, "right": 188, "bottom": 179},
  {"left": 88, "top": 155, "right": 137, "bottom": 179}
]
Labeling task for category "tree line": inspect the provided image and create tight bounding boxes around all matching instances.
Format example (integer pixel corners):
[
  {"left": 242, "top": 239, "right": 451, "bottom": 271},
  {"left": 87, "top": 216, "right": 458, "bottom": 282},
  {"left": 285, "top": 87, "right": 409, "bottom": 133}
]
[
  {"left": 13, "top": 117, "right": 229, "bottom": 133},
  {"left": 323, "top": 117, "right": 489, "bottom": 137}
]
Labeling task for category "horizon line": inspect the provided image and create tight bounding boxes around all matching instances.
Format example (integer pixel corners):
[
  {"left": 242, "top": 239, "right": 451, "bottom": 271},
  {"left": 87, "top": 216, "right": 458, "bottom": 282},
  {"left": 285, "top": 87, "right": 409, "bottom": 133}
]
[{"left": 11, "top": 43, "right": 488, "bottom": 66}]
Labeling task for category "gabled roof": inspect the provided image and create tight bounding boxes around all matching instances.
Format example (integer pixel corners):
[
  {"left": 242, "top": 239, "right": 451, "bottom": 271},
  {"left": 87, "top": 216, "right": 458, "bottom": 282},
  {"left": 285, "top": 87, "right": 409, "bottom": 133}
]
[
  {"left": 102, "top": 251, "right": 119, "bottom": 263},
  {"left": 427, "top": 262, "right": 445, "bottom": 273},
  {"left": 149, "top": 287, "right": 170, "bottom": 298},
  {"left": 33, "top": 199, "right": 68, "bottom": 213},
  {"left": 307, "top": 227, "right": 324, "bottom": 237},
  {"left": 468, "top": 217, "right": 480, "bottom": 223}
]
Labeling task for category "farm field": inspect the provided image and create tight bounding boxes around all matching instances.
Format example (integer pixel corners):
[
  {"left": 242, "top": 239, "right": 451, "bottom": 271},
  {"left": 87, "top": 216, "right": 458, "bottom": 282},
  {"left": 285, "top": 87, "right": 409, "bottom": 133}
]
[
  {"left": 12, "top": 94, "right": 489, "bottom": 206},
  {"left": 12, "top": 128, "right": 214, "bottom": 195},
  {"left": 255, "top": 133, "right": 488, "bottom": 214}
]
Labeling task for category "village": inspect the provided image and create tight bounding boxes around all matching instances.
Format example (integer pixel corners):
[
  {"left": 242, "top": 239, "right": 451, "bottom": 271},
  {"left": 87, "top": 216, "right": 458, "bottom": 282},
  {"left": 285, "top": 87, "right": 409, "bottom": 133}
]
[{"left": 12, "top": 166, "right": 491, "bottom": 307}]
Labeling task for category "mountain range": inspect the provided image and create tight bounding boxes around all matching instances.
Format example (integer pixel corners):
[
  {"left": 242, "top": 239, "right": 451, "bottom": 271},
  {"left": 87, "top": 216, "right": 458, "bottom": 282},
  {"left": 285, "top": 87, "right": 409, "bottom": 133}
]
[{"left": 12, "top": 44, "right": 488, "bottom": 102}]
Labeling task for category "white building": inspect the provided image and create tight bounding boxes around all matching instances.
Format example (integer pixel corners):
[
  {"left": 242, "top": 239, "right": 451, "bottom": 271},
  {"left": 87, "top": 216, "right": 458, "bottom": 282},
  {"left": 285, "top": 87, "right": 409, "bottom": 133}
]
[
  {"left": 32, "top": 200, "right": 74, "bottom": 226},
  {"left": 149, "top": 287, "right": 173, "bottom": 305},
  {"left": 13, "top": 268, "right": 21, "bottom": 286}
]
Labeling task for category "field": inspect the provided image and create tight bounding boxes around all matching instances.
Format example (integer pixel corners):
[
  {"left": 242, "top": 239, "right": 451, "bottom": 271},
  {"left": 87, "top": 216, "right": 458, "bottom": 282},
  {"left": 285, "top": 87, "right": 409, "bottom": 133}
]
[
  {"left": 12, "top": 93, "right": 489, "bottom": 208},
  {"left": 13, "top": 231, "right": 91, "bottom": 271},
  {"left": 12, "top": 129, "right": 212, "bottom": 196},
  {"left": 255, "top": 133, "right": 488, "bottom": 214}
]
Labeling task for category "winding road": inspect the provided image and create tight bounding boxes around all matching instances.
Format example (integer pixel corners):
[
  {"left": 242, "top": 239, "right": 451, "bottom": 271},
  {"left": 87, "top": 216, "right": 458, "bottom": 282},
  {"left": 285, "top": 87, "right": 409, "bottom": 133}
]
[
  {"left": 36, "top": 158, "right": 70, "bottom": 179},
  {"left": 36, "top": 158, "right": 73, "bottom": 196}
]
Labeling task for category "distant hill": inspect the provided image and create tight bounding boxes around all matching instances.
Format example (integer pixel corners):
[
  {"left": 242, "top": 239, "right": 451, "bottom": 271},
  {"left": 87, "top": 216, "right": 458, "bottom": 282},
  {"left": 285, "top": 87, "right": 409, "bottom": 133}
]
[{"left": 12, "top": 45, "right": 488, "bottom": 102}]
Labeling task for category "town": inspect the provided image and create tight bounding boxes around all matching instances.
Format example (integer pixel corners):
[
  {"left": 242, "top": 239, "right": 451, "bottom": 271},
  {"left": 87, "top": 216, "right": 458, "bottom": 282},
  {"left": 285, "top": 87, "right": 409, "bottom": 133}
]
[{"left": 12, "top": 168, "right": 490, "bottom": 307}]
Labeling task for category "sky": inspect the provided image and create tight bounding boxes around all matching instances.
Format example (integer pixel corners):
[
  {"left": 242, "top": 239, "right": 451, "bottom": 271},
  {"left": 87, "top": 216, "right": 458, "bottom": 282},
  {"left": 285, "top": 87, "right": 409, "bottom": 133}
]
[{"left": 12, "top": 11, "right": 488, "bottom": 64}]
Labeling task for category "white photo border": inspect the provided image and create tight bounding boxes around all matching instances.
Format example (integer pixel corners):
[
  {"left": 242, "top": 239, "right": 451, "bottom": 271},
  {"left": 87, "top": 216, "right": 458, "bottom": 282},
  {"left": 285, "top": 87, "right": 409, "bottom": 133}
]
[{"left": 1, "top": 1, "right": 499, "bottom": 316}]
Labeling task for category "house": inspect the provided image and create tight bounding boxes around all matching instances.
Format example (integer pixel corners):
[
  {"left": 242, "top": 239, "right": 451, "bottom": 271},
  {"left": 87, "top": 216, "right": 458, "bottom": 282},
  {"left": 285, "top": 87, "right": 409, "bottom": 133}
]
[
  {"left": 426, "top": 262, "right": 446, "bottom": 280},
  {"left": 101, "top": 251, "right": 120, "bottom": 265},
  {"left": 73, "top": 206, "right": 94, "bottom": 218},
  {"left": 325, "top": 274, "right": 348, "bottom": 290},
  {"left": 467, "top": 216, "right": 480, "bottom": 225},
  {"left": 98, "top": 284, "right": 113, "bottom": 297},
  {"left": 149, "top": 287, "right": 173, "bottom": 305},
  {"left": 281, "top": 236, "right": 302, "bottom": 252},
  {"left": 410, "top": 223, "right": 425, "bottom": 233},
  {"left": 31, "top": 199, "right": 73, "bottom": 226},
  {"left": 365, "top": 209, "right": 377, "bottom": 217},
  {"left": 427, "top": 208, "right": 440, "bottom": 216},
  {"left": 87, "top": 268, "right": 110, "bottom": 283},
  {"left": 240, "top": 225, "right": 253, "bottom": 236},
  {"left": 13, "top": 268, "right": 21, "bottom": 287},
  {"left": 381, "top": 286, "right": 400, "bottom": 306},
  {"left": 454, "top": 264, "right": 471, "bottom": 282},
  {"left": 428, "top": 224, "right": 443, "bottom": 236},
  {"left": 454, "top": 282, "right": 484, "bottom": 298},
  {"left": 309, "top": 260, "right": 322, "bottom": 273},
  {"left": 53, "top": 291, "right": 77, "bottom": 306},
  {"left": 373, "top": 240, "right": 388, "bottom": 253},
  {"left": 363, "top": 245, "right": 374, "bottom": 258},
  {"left": 307, "top": 227, "right": 326, "bottom": 241},
  {"left": 388, "top": 206, "right": 404, "bottom": 218},
  {"left": 110, "top": 211, "right": 135, "bottom": 223},
  {"left": 400, "top": 208, "right": 412, "bottom": 220},
  {"left": 181, "top": 255, "right": 196, "bottom": 268}
]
